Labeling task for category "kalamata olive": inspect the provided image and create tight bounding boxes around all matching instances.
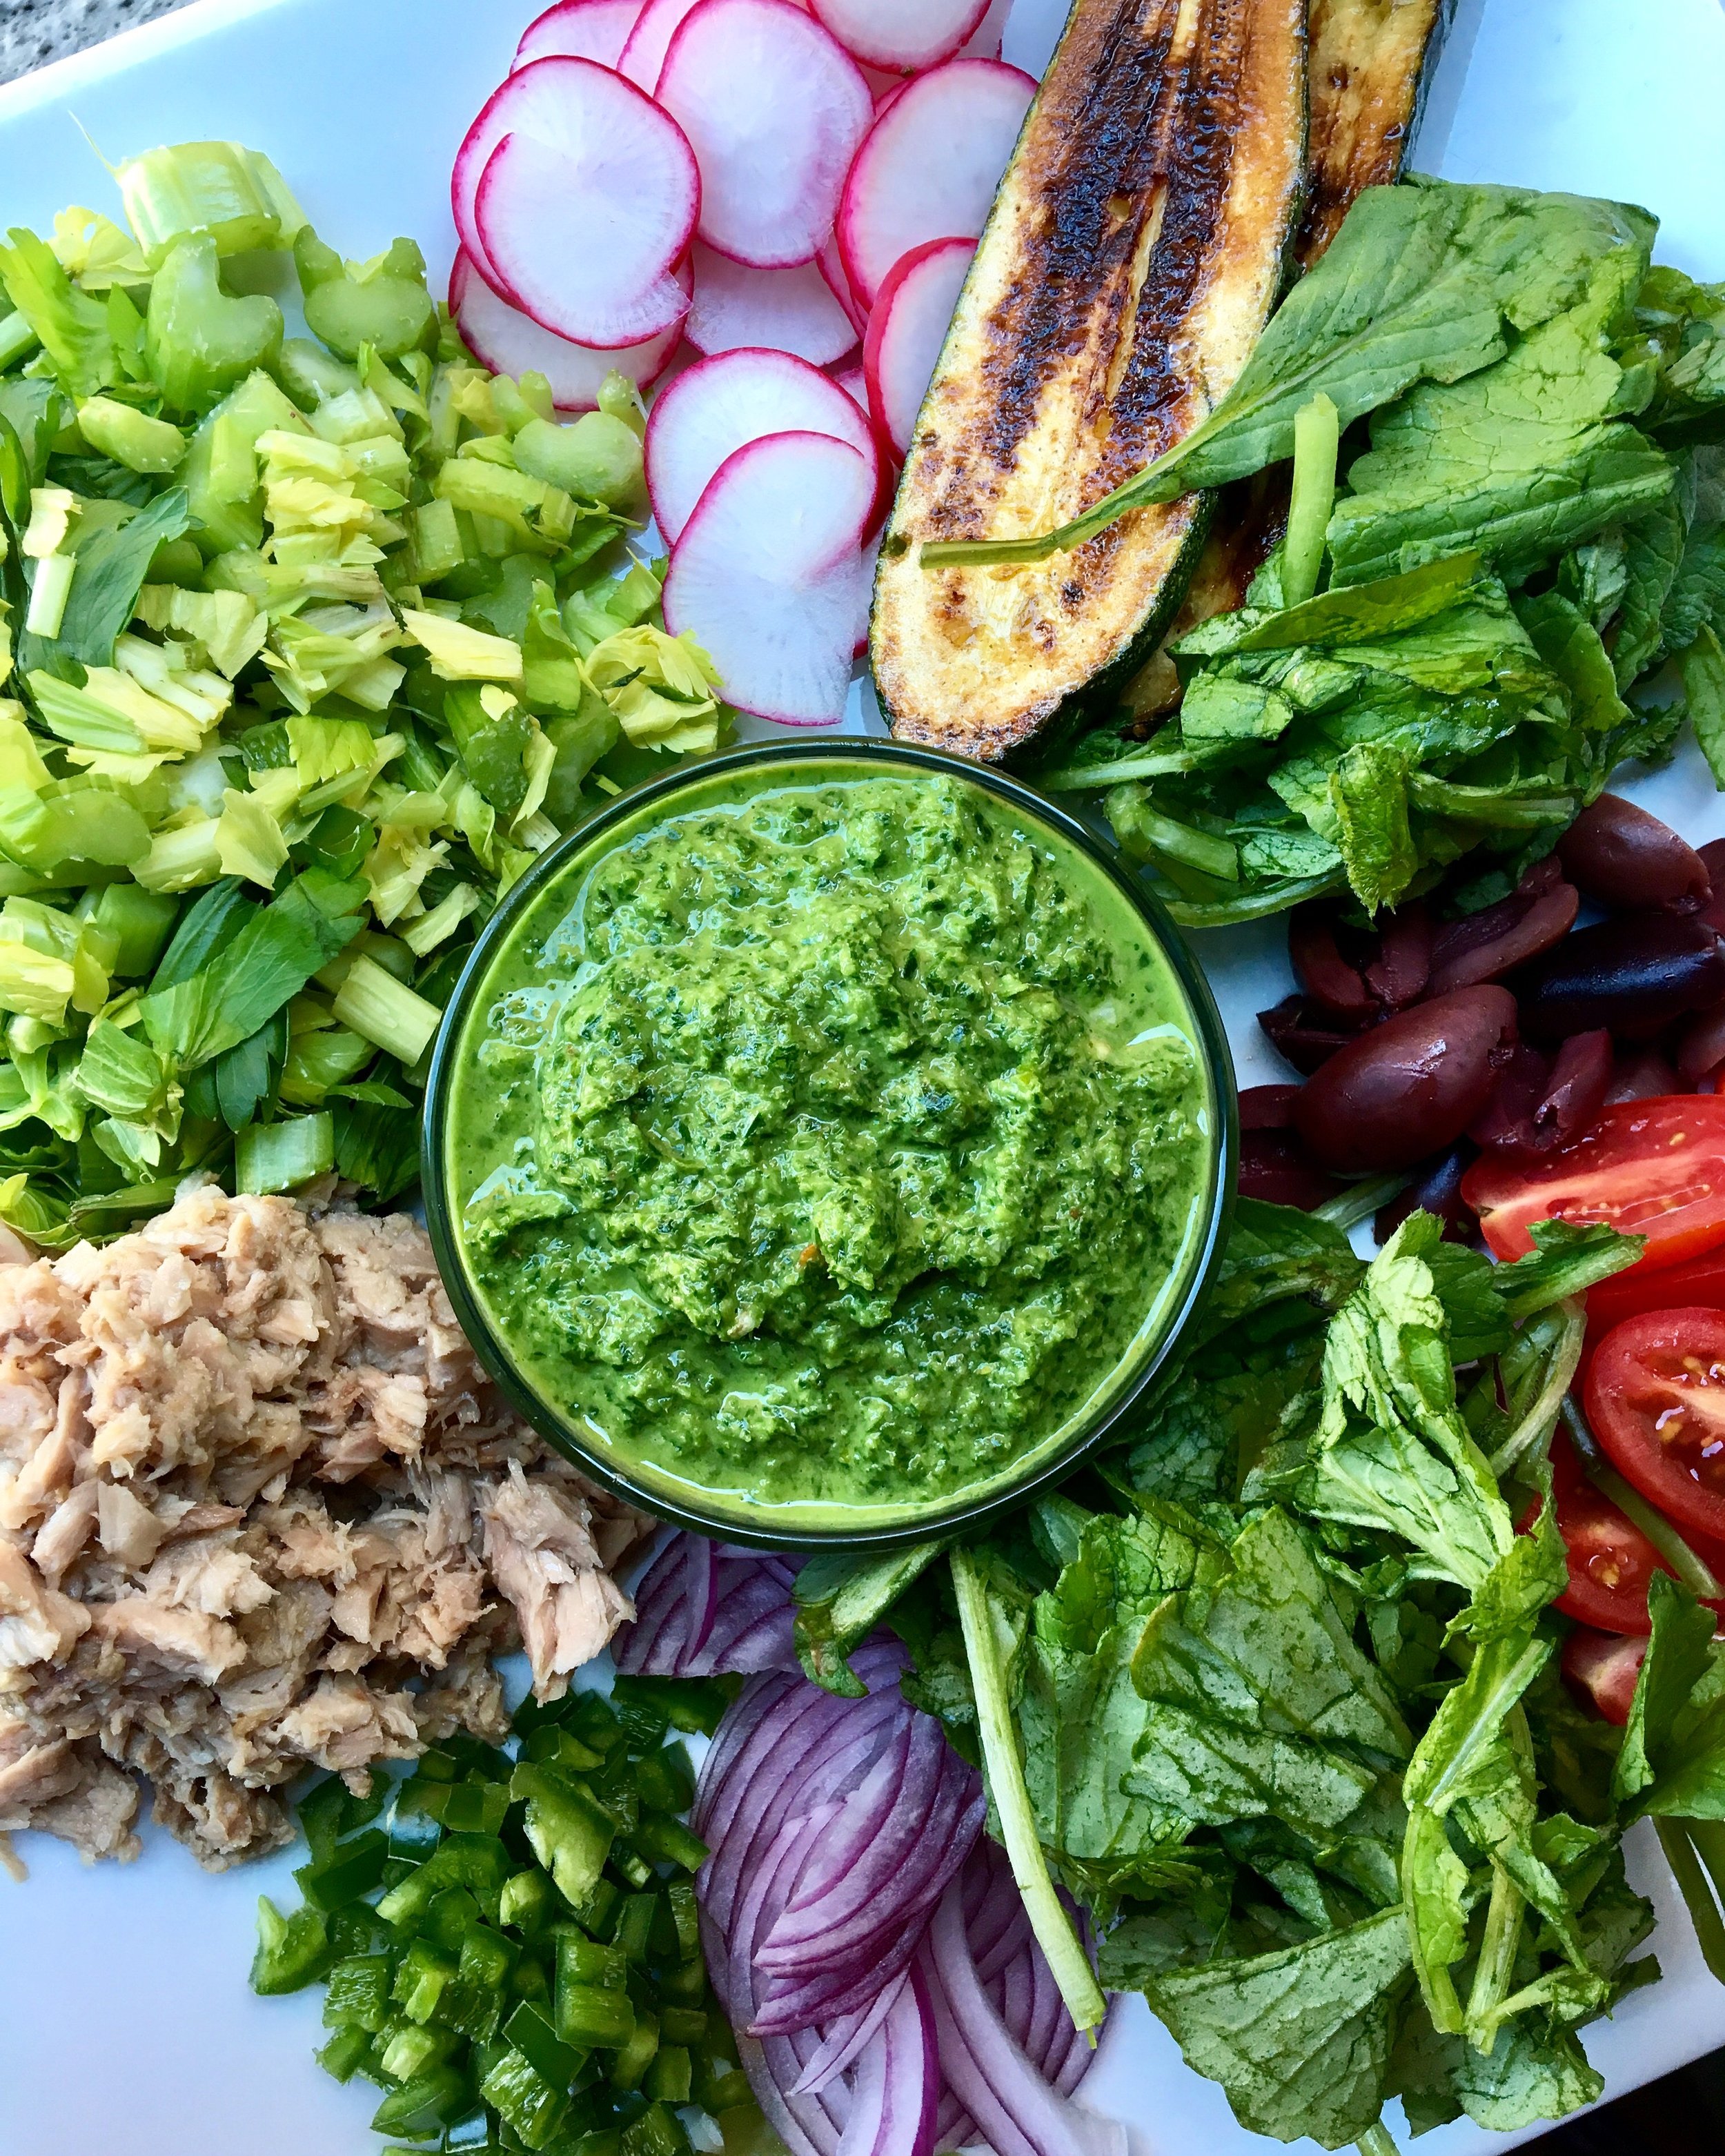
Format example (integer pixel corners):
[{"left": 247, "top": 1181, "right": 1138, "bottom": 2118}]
[
  {"left": 1239, "top": 1084, "right": 1302, "bottom": 1130},
  {"left": 1363, "top": 902, "right": 1431, "bottom": 1011},
  {"left": 1428, "top": 859, "right": 1579, "bottom": 996},
  {"left": 1293, "top": 987, "right": 1518, "bottom": 1172},
  {"left": 1258, "top": 995, "right": 1365, "bottom": 1075},
  {"left": 1469, "top": 1042, "right": 1550, "bottom": 1153},
  {"left": 1518, "top": 911, "right": 1725, "bottom": 1041},
  {"left": 1288, "top": 905, "right": 1374, "bottom": 1022},
  {"left": 1678, "top": 1006, "right": 1725, "bottom": 1089},
  {"left": 1375, "top": 1145, "right": 1475, "bottom": 1245},
  {"left": 1238, "top": 1127, "right": 1342, "bottom": 1210},
  {"left": 1535, "top": 1029, "right": 1614, "bottom": 1143},
  {"left": 1557, "top": 793, "right": 1710, "bottom": 911},
  {"left": 1604, "top": 1047, "right": 1682, "bottom": 1104},
  {"left": 1701, "top": 840, "right": 1725, "bottom": 938}
]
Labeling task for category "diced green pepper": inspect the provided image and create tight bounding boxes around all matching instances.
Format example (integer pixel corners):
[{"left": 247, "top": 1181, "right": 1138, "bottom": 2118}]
[
  {"left": 388, "top": 1802, "right": 444, "bottom": 1861},
  {"left": 634, "top": 1748, "right": 694, "bottom": 1819},
  {"left": 504, "top": 2000, "right": 589, "bottom": 2094},
  {"left": 658, "top": 2008, "right": 707, "bottom": 2048},
  {"left": 555, "top": 1983, "right": 636, "bottom": 2053},
  {"left": 295, "top": 1826, "right": 388, "bottom": 1910},
  {"left": 377, "top": 1832, "right": 510, "bottom": 1927},
  {"left": 620, "top": 2099, "right": 689, "bottom": 2156},
  {"left": 578, "top": 1879, "right": 622, "bottom": 1943},
  {"left": 146, "top": 234, "right": 284, "bottom": 415},
  {"left": 500, "top": 1867, "right": 555, "bottom": 1939},
  {"left": 609, "top": 2008, "right": 659, "bottom": 2093},
  {"left": 315, "top": 2024, "right": 375, "bottom": 2084},
  {"left": 656, "top": 1883, "right": 700, "bottom": 1962},
  {"left": 378, "top": 2019, "right": 459, "bottom": 2084},
  {"left": 393, "top": 1938, "right": 457, "bottom": 2024},
  {"left": 511, "top": 1763, "right": 616, "bottom": 1910},
  {"left": 296, "top": 1773, "right": 348, "bottom": 1863},
  {"left": 425, "top": 1778, "right": 514, "bottom": 1837},
  {"left": 557, "top": 1935, "right": 627, "bottom": 1993},
  {"left": 660, "top": 1955, "right": 707, "bottom": 2004},
  {"left": 424, "top": 1886, "right": 483, "bottom": 1951},
  {"left": 250, "top": 1897, "right": 333, "bottom": 1995},
  {"left": 442, "top": 2111, "right": 502, "bottom": 2153},
  {"left": 630, "top": 1817, "right": 707, "bottom": 1874},
  {"left": 612, "top": 1895, "right": 657, "bottom": 1966},
  {"left": 609, "top": 1679, "right": 673, "bottom": 1756},
  {"left": 699, "top": 2066, "right": 751, "bottom": 2113},
  {"left": 323, "top": 1954, "right": 395, "bottom": 2033},
  {"left": 438, "top": 1926, "right": 517, "bottom": 2043},
  {"left": 644, "top": 2046, "right": 691, "bottom": 2106},
  {"left": 370, "top": 2064, "right": 469, "bottom": 2137},
  {"left": 526, "top": 1727, "right": 608, "bottom": 1774},
  {"left": 417, "top": 1746, "right": 461, "bottom": 1783},
  {"left": 480, "top": 2046, "right": 571, "bottom": 2152}
]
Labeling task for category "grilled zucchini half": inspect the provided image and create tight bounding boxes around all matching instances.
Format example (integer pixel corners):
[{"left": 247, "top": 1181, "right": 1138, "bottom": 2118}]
[
  {"left": 1299, "top": 0, "right": 1454, "bottom": 264},
  {"left": 871, "top": 0, "right": 1306, "bottom": 763},
  {"left": 1163, "top": 0, "right": 1455, "bottom": 638}
]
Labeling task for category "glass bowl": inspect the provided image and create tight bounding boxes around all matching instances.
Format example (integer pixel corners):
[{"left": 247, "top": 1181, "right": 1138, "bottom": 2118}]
[{"left": 422, "top": 738, "right": 1236, "bottom": 1548}]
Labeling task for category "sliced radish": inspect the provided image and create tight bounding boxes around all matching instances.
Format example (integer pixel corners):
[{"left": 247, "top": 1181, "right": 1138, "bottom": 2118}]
[
  {"left": 832, "top": 364, "right": 869, "bottom": 419},
  {"left": 617, "top": 0, "right": 704, "bottom": 88},
  {"left": 837, "top": 58, "right": 1034, "bottom": 308},
  {"left": 454, "top": 59, "right": 595, "bottom": 300},
  {"left": 452, "top": 248, "right": 686, "bottom": 411},
  {"left": 657, "top": 0, "right": 871, "bottom": 270},
  {"left": 663, "top": 430, "right": 874, "bottom": 725},
  {"left": 809, "top": 0, "right": 988, "bottom": 75},
  {"left": 684, "top": 242, "right": 858, "bottom": 367},
  {"left": 863, "top": 236, "right": 972, "bottom": 455},
  {"left": 473, "top": 62, "right": 698, "bottom": 348},
  {"left": 515, "top": 0, "right": 645, "bottom": 68},
  {"left": 816, "top": 231, "right": 865, "bottom": 333},
  {"left": 646, "top": 347, "right": 876, "bottom": 543},
  {"left": 958, "top": 0, "right": 1011, "bottom": 61}
]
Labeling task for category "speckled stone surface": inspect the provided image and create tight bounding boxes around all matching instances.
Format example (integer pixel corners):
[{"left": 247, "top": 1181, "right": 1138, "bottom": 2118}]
[{"left": 1, "top": 0, "right": 194, "bottom": 84}]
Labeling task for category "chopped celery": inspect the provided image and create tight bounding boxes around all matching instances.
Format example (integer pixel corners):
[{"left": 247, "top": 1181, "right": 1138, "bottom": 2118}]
[
  {"left": 0, "top": 138, "right": 724, "bottom": 1243},
  {"left": 331, "top": 953, "right": 441, "bottom": 1065},
  {"left": 234, "top": 1111, "right": 333, "bottom": 1194}
]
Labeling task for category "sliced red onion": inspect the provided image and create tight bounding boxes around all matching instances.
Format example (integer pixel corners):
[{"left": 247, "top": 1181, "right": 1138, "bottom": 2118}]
[
  {"left": 616, "top": 1534, "right": 802, "bottom": 1677},
  {"left": 695, "top": 1632, "right": 1110, "bottom": 2156}
]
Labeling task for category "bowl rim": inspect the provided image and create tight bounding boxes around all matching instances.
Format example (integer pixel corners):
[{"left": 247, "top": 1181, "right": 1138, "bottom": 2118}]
[{"left": 421, "top": 735, "right": 1238, "bottom": 1550}]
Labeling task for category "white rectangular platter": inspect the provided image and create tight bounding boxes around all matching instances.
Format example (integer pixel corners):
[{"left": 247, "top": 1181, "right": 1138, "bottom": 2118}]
[{"left": 3, "top": 1, "right": 1725, "bottom": 2151}]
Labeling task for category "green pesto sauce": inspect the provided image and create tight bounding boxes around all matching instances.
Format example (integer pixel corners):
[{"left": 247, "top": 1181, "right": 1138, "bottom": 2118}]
[{"left": 445, "top": 767, "right": 1211, "bottom": 1514}]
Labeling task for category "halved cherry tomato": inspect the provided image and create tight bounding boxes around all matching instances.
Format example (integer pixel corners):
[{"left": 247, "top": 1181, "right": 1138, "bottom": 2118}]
[
  {"left": 1588, "top": 1244, "right": 1725, "bottom": 1333},
  {"left": 1586, "top": 1306, "right": 1725, "bottom": 1547},
  {"left": 1526, "top": 1430, "right": 1677, "bottom": 1634},
  {"left": 1561, "top": 1626, "right": 1647, "bottom": 1725},
  {"left": 1463, "top": 1095, "right": 1725, "bottom": 1273}
]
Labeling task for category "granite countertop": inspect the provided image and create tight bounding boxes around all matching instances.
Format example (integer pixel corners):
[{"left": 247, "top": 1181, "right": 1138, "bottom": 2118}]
[{"left": 1, "top": 0, "right": 193, "bottom": 83}]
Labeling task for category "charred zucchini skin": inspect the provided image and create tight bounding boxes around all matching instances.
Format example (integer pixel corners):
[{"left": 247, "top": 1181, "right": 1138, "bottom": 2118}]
[
  {"left": 1167, "top": 0, "right": 1455, "bottom": 640},
  {"left": 872, "top": 0, "right": 1308, "bottom": 764},
  {"left": 1299, "top": 0, "right": 1456, "bottom": 264}
]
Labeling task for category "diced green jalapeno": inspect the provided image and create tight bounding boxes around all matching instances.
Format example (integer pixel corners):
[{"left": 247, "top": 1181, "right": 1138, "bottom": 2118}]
[
  {"left": 480, "top": 2045, "right": 570, "bottom": 2151},
  {"left": 393, "top": 1938, "right": 457, "bottom": 2024},
  {"left": 555, "top": 1983, "right": 637, "bottom": 2053},
  {"left": 504, "top": 2000, "right": 589, "bottom": 2093},
  {"left": 295, "top": 1827, "right": 388, "bottom": 1910},
  {"left": 316, "top": 2024, "right": 374, "bottom": 2084},
  {"left": 323, "top": 1953, "right": 394, "bottom": 2033},
  {"left": 609, "top": 2009, "right": 659, "bottom": 2093},
  {"left": 370, "top": 2064, "right": 469, "bottom": 2137},
  {"left": 621, "top": 2099, "right": 691, "bottom": 2156}
]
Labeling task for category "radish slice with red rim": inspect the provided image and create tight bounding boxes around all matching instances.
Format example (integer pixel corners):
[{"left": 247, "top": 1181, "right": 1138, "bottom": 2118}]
[
  {"left": 658, "top": 0, "right": 872, "bottom": 270},
  {"left": 958, "top": 0, "right": 1011, "bottom": 59},
  {"left": 453, "top": 57, "right": 602, "bottom": 301},
  {"left": 617, "top": 0, "right": 705, "bottom": 86},
  {"left": 809, "top": 0, "right": 989, "bottom": 74},
  {"left": 685, "top": 243, "right": 859, "bottom": 367},
  {"left": 863, "top": 236, "right": 973, "bottom": 455},
  {"left": 472, "top": 60, "right": 698, "bottom": 347},
  {"left": 816, "top": 231, "right": 865, "bottom": 333},
  {"left": 663, "top": 430, "right": 874, "bottom": 725},
  {"left": 451, "top": 248, "right": 686, "bottom": 408},
  {"left": 515, "top": 0, "right": 645, "bottom": 68},
  {"left": 647, "top": 346, "right": 878, "bottom": 542},
  {"left": 838, "top": 57, "right": 1034, "bottom": 308}
]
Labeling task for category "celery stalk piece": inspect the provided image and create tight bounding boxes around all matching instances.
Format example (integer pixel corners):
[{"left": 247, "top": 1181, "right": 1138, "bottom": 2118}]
[
  {"left": 146, "top": 235, "right": 284, "bottom": 416},
  {"left": 24, "top": 553, "right": 75, "bottom": 640},
  {"left": 1281, "top": 392, "right": 1339, "bottom": 608},
  {"left": 235, "top": 1111, "right": 334, "bottom": 1196},
  {"left": 0, "top": 308, "right": 39, "bottom": 369},
  {"left": 76, "top": 395, "right": 187, "bottom": 475},
  {"left": 331, "top": 955, "right": 442, "bottom": 1066},
  {"left": 950, "top": 1548, "right": 1106, "bottom": 2035},
  {"left": 118, "top": 141, "right": 306, "bottom": 266}
]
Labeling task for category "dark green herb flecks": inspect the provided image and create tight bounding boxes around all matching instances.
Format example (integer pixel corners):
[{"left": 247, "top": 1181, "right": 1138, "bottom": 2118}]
[{"left": 252, "top": 1679, "right": 764, "bottom": 2156}]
